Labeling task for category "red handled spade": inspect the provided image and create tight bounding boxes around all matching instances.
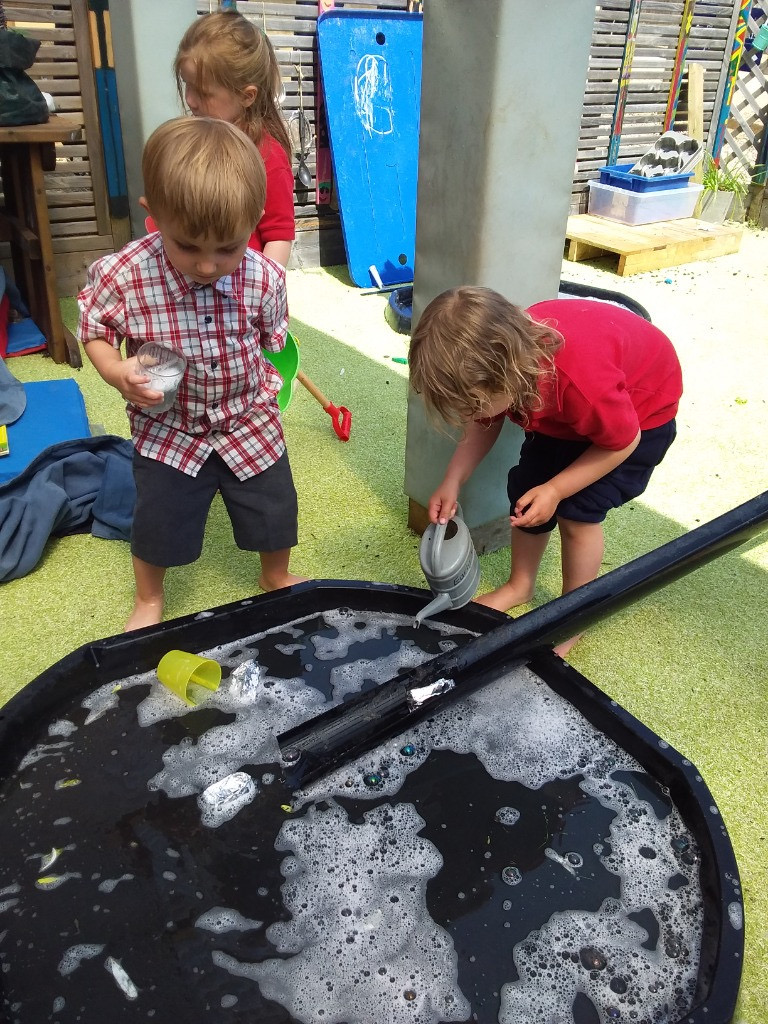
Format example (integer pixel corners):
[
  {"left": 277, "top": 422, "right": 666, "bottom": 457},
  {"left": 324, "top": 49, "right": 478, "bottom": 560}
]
[{"left": 297, "top": 370, "right": 352, "bottom": 442}]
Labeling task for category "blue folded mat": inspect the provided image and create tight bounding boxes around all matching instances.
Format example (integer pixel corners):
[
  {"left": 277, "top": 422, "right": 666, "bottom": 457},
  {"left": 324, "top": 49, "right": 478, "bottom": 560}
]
[
  {"left": 6, "top": 318, "right": 47, "bottom": 356},
  {"left": 0, "top": 378, "right": 90, "bottom": 484}
]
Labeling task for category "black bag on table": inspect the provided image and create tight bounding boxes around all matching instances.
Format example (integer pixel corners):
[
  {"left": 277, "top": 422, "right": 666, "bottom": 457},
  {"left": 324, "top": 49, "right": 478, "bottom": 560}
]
[{"left": 0, "top": 27, "right": 49, "bottom": 127}]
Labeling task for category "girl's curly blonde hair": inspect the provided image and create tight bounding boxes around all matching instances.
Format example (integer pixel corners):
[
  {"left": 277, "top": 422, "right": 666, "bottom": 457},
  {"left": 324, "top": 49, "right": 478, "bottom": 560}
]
[
  {"left": 408, "top": 286, "right": 563, "bottom": 428},
  {"left": 174, "top": 11, "right": 292, "bottom": 163}
]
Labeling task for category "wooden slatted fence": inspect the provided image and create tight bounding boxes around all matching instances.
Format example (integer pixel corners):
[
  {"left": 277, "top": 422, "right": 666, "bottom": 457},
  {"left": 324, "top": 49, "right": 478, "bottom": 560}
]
[{"left": 1, "top": 0, "right": 754, "bottom": 293}]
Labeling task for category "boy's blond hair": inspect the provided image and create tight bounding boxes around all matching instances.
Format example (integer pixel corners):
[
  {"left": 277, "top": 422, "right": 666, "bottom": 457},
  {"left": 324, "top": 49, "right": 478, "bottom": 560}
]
[
  {"left": 409, "top": 286, "right": 563, "bottom": 428},
  {"left": 142, "top": 117, "right": 266, "bottom": 239},
  {"left": 174, "top": 11, "right": 292, "bottom": 163}
]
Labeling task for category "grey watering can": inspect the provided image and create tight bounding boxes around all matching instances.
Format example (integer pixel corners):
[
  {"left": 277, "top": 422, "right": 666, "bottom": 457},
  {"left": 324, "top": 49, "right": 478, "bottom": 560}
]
[{"left": 415, "top": 505, "right": 481, "bottom": 625}]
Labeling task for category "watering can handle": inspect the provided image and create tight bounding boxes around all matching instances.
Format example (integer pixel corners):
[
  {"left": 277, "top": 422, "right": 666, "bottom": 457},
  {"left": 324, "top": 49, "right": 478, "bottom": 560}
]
[{"left": 426, "top": 521, "right": 447, "bottom": 577}]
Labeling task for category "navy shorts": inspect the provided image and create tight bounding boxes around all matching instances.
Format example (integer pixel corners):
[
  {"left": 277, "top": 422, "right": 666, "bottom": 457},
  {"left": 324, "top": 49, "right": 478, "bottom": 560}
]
[
  {"left": 507, "top": 420, "right": 676, "bottom": 535},
  {"left": 131, "top": 450, "right": 299, "bottom": 566}
]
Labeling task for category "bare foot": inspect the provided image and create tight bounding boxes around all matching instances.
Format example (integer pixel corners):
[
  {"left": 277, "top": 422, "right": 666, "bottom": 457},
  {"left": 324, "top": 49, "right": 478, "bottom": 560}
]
[
  {"left": 125, "top": 599, "right": 164, "bottom": 632},
  {"left": 474, "top": 581, "right": 534, "bottom": 613},
  {"left": 258, "top": 571, "right": 309, "bottom": 593},
  {"left": 553, "top": 634, "right": 582, "bottom": 659}
]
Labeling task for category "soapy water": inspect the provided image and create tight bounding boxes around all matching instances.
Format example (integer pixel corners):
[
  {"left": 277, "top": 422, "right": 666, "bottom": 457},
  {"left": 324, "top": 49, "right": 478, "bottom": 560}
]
[
  {"left": 0, "top": 606, "right": 726, "bottom": 1024},
  {"left": 214, "top": 802, "right": 471, "bottom": 1024}
]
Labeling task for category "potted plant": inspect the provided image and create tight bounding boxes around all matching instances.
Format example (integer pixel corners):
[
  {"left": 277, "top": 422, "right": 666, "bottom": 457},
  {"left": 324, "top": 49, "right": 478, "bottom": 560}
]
[{"left": 698, "top": 155, "right": 749, "bottom": 223}]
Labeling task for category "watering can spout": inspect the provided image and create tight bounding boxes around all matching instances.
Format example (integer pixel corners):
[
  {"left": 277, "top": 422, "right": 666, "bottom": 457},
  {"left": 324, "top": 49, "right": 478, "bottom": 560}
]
[{"left": 414, "top": 592, "right": 453, "bottom": 627}]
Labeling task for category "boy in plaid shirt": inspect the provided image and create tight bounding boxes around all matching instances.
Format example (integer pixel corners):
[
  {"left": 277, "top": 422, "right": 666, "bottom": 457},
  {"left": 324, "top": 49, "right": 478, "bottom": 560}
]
[{"left": 78, "top": 117, "right": 305, "bottom": 631}]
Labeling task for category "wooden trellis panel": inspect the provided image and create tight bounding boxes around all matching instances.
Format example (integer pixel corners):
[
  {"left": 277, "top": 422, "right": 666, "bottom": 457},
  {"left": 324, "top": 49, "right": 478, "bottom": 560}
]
[
  {"left": 720, "top": 6, "right": 768, "bottom": 176},
  {"left": 1, "top": 0, "right": 115, "bottom": 294}
]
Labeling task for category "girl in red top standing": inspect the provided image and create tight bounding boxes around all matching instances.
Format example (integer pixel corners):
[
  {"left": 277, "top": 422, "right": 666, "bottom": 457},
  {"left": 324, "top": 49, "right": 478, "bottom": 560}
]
[{"left": 148, "top": 11, "right": 295, "bottom": 267}]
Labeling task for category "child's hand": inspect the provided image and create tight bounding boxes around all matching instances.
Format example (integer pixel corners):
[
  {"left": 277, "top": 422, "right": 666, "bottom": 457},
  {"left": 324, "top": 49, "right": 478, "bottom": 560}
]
[
  {"left": 428, "top": 484, "right": 459, "bottom": 525},
  {"left": 510, "top": 483, "right": 559, "bottom": 528},
  {"left": 108, "top": 356, "right": 162, "bottom": 407}
]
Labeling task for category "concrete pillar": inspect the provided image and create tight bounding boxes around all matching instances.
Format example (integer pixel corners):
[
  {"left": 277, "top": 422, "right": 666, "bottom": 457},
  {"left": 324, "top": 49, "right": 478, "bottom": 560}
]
[
  {"left": 109, "top": 0, "right": 197, "bottom": 237},
  {"left": 404, "top": 0, "right": 596, "bottom": 550}
]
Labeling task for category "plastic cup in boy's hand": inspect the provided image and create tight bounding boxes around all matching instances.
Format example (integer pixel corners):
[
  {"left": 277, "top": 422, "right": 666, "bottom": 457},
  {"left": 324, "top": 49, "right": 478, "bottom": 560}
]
[
  {"left": 156, "top": 649, "right": 222, "bottom": 706},
  {"left": 136, "top": 342, "right": 187, "bottom": 414}
]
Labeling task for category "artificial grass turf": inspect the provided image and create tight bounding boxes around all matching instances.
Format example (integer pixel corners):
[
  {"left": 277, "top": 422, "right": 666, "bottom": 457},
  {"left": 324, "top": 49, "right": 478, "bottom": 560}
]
[{"left": 2, "top": 251, "right": 768, "bottom": 1022}]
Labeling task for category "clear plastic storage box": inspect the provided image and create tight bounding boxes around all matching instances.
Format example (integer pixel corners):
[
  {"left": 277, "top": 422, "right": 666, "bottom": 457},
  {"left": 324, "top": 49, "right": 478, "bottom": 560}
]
[{"left": 587, "top": 179, "right": 703, "bottom": 225}]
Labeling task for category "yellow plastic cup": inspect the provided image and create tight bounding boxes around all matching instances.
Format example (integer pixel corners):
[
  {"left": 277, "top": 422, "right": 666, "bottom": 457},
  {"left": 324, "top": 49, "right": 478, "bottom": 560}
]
[{"left": 156, "top": 650, "right": 222, "bottom": 706}]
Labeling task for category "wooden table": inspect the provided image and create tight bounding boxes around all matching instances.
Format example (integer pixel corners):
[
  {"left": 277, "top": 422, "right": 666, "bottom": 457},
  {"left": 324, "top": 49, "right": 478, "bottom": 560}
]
[{"left": 0, "top": 116, "right": 85, "bottom": 366}]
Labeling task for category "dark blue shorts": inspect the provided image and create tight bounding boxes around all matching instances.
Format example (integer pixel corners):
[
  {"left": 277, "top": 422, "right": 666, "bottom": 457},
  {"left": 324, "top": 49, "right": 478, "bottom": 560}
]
[
  {"left": 132, "top": 450, "right": 298, "bottom": 566},
  {"left": 507, "top": 420, "right": 676, "bottom": 534}
]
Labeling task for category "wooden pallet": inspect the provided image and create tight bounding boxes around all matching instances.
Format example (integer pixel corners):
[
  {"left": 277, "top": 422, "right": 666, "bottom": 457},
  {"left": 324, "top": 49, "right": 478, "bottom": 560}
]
[{"left": 564, "top": 215, "right": 743, "bottom": 276}]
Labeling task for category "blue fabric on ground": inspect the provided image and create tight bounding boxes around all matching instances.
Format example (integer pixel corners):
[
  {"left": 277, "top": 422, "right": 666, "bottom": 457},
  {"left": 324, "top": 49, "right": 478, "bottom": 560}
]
[
  {"left": 0, "top": 358, "right": 26, "bottom": 426},
  {"left": 0, "top": 379, "right": 90, "bottom": 483},
  {"left": 0, "top": 435, "right": 135, "bottom": 583}
]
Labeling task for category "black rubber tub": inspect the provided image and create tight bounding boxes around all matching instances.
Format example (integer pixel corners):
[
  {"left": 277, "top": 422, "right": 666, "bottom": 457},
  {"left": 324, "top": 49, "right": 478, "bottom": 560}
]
[{"left": 1, "top": 493, "right": 765, "bottom": 1024}]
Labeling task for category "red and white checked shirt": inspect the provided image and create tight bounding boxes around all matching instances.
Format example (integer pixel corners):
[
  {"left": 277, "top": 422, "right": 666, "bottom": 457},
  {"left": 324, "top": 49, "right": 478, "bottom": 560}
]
[{"left": 77, "top": 234, "right": 288, "bottom": 480}]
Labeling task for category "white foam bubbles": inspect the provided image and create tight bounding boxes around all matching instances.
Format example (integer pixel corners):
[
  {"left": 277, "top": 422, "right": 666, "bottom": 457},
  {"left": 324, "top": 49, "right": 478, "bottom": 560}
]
[
  {"left": 195, "top": 907, "right": 263, "bottom": 933},
  {"left": 213, "top": 801, "right": 470, "bottom": 1024},
  {"left": 499, "top": 897, "right": 697, "bottom": 1024},
  {"left": 495, "top": 806, "right": 521, "bottom": 827},
  {"left": 146, "top": 612, "right": 462, "bottom": 825},
  {"left": 98, "top": 874, "right": 134, "bottom": 894},
  {"left": 17, "top": 741, "right": 71, "bottom": 771},
  {"left": 82, "top": 683, "right": 124, "bottom": 725},
  {"left": 432, "top": 670, "right": 632, "bottom": 787},
  {"left": 48, "top": 720, "right": 77, "bottom": 738},
  {"left": 286, "top": 665, "right": 704, "bottom": 1024},
  {"left": 329, "top": 641, "right": 431, "bottom": 702},
  {"left": 58, "top": 944, "right": 105, "bottom": 976},
  {"left": 311, "top": 608, "right": 390, "bottom": 661},
  {"left": 146, "top": 666, "right": 322, "bottom": 807}
]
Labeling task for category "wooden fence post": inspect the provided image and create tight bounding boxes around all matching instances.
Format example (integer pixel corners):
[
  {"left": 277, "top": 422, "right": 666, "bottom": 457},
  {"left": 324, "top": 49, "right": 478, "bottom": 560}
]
[{"left": 685, "top": 62, "right": 705, "bottom": 184}]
